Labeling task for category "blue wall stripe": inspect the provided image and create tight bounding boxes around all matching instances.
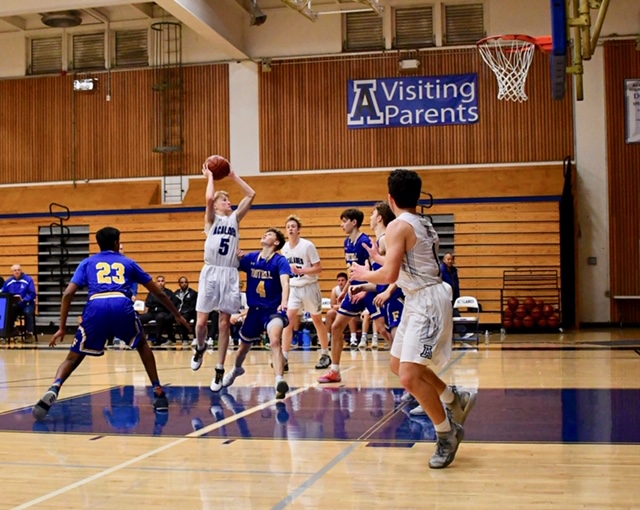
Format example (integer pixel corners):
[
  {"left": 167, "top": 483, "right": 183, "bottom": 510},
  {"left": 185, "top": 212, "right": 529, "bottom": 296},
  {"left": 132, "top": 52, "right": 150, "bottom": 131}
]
[{"left": 0, "top": 195, "right": 562, "bottom": 221}]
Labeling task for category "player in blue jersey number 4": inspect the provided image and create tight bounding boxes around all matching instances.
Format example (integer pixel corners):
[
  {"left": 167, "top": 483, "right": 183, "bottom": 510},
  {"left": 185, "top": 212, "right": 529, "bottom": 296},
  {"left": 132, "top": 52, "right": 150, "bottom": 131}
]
[
  {"left": 221, "top": 228, "right": 292, "bottom": 399},
  {"left": 32, "top": 227, "right": 191, "bottom": 421}
]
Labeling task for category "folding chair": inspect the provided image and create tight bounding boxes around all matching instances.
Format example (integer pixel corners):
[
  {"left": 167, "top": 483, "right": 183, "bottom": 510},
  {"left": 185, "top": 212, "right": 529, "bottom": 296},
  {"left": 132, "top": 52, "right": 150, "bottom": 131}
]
[{"left": 452, "top": 296, "right": 480, "bottom": 345}]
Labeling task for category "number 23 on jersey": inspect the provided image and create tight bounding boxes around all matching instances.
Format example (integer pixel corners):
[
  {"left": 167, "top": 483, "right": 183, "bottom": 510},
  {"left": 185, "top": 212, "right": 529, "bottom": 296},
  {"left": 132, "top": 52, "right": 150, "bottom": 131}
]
[{"left": 96, "top": 262, "right": 126, "bottom": 284}]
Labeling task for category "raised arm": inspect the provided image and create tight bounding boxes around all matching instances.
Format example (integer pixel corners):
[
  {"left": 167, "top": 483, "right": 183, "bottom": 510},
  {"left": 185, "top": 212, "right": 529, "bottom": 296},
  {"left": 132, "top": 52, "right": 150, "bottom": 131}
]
[
  {"left": 204, "top": 163, "right": 217, "bottom": 232},
  {"left": 229, "top": 170, "right": 256, "bottom": 222}
]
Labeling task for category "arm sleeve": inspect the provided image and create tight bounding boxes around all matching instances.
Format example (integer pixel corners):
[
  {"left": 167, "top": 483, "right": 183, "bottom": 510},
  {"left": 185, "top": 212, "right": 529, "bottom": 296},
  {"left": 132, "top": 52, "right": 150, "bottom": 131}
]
[
  {"left": 307, "top": 242, "right": 321, "bottom": 265},
  {"left": 70, "top": 260, "right": 88, "bottom": 288},
  {"left": 25, "top": 277, "right": 37, "bottom": 302}
]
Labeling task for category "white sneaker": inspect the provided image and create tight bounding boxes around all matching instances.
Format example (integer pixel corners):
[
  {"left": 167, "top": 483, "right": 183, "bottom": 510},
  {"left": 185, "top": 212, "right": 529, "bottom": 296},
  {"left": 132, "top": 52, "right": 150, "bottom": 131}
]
[
  {"left": 401, "top": 391, "right": 415, "bottom": 403},
  {"left": 190, "top": 345, "right": 207, "bottom": 371},
  {"left": 358, "top": 337, "right": 367, "bottom": 349},
  {"left": 206, "top": 337, "right": 215, "bottom": 349},
  {"left": 349, "top": 338, "right": 358, "bottom": 348},
  {"left": 371, "top": 335, "right": 379, "bottom": 349},
  {"left": 191, "top": 338, "right": 198, "bottom": 347},
  {"left": 210, "top": 367, "right": 225, "bottom": 392},
  {"left": 222, "top": 367, "right": 245, "bottom": 388},
  {"left": 409, "top": 404, "right": 426, "bottom": 416}
]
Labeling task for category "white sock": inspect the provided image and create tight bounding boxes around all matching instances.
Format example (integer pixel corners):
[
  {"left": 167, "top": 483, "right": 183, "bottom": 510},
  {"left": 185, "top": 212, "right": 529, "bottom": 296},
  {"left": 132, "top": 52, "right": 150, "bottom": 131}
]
[
  {"left": 361, "top": 334, "right": 367, "bottom": 340},
  {"left": 372, "top": 334, "right": 378, "bottom": 340},
  {"left": 350, "top": 333, "right": 357, "bottom": 341},
  {"left": 216, "top": 364, "right": 224, "bottom": 370},
  {"left": 321, "top": 348, "right": 329, "bottom": 356},
  {"left": 330, "top": 364, "right": 340, "bottom": 373},
  {"left": 283, "top": 351, "right": 289, "bottom": 360},
  {"left": 434, "top": 416, "right": 452, "bottom": 433},
  {"left": 275, "top": 375, "right": 284, "bottom": 384},
  {"left": 440, "top": 386, "right": 455, "bottom": 404}
]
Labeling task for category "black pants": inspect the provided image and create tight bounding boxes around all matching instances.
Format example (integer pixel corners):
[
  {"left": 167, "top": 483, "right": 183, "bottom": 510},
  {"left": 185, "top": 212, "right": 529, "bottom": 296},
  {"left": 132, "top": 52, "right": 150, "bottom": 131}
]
[
  {"left": 176, "top": 310, "right": 196, "bottom": 341},
  {"left": 140, "top": 311, "right": 175, "bottom": 341}
]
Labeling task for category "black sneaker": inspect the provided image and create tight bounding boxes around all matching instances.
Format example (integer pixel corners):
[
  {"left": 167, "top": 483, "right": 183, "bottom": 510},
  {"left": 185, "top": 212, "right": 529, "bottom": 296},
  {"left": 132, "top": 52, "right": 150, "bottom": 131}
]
[
  {"left": 33, "top": 386, "right": 59, "bottom": 421},
  {"left": 270, "top": 360, "right": 289, "bottom": 372},
  {"left": 153, "top": 388, "right": 169, "bottom": 413},
  {"left": 315, "top": 354, "right": 331, "bottom": 369},
  {"left": 275, "top": 380, "right": 289, "bottom": 400}
]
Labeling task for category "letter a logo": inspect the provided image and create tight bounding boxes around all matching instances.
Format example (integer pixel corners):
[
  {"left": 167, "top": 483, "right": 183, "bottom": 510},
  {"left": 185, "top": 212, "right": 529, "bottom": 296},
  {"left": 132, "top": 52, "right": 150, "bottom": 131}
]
[{"left": 347, "top": 80, "right": 384, "bottom": 127}]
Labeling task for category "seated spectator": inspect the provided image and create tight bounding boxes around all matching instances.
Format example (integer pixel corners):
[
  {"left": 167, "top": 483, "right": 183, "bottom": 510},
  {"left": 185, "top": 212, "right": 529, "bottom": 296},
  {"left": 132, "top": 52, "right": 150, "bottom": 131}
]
[
  {"left": 139, "top": 275, "right": 175, "bottom": 345},
  {"left": 172, "top": 276, "right": 197, "bottom": 343},
  {"left": 325, "top": 272, "right": 358, "bottom": 346},
  {"left": 2, "top": 264, "right": 37, "bottom": 340}
]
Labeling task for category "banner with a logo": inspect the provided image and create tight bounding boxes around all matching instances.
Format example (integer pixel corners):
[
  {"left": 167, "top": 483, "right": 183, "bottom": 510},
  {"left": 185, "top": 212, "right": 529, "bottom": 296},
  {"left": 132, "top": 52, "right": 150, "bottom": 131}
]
[{"left": 347, "top": 74, "right": 479, "bottom": 129}]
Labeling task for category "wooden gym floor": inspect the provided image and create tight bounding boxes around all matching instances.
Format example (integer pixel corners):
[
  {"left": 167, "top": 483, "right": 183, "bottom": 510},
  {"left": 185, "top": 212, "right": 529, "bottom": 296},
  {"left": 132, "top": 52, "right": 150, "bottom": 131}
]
[{"left": 0, "top": 329, "right": 639, "bottom": 509}]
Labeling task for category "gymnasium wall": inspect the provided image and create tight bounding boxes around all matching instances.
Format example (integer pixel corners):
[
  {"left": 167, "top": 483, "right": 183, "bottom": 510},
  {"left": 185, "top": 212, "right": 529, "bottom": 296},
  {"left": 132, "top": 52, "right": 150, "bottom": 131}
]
[
  {"left": 0, "top": 64, "right": 229, "bottom": 185},
  {"left": 604, "top": 40, "right": 640, "bottom": 323},
  {"left": 0, "top": 166, "right": 564, "bottom": 325},
  {"left": 259, "top": 50, "right": 573, "bottom": 172}
]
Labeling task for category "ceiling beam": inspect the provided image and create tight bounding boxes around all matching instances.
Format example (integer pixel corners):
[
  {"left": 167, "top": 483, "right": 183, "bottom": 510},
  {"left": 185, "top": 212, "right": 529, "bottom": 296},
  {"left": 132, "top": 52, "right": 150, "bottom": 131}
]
[
  {"left": 154, "top": 0, "right": 249, "bottom": 59},
  {"left": 85, "top": 7, "right": 110, "bottom": 23},
  {"left": 131, "top": 2, "right": 155, "bottom": 18},
  {"left": 0, "top": 15, "right": 26, "bottom": 30}
]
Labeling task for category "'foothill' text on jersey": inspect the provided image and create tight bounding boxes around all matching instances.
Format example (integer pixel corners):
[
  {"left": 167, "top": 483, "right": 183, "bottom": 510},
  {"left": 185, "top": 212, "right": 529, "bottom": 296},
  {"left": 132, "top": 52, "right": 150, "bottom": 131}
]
[
  {"left": 344, "top": 232, "right": 372, "bottom": 285},
  {"left": 239, "top": 251, "right": 292, "bottom": 309},
  {"left": 204, "top": 211, "right": 240, "bottom": 268}
]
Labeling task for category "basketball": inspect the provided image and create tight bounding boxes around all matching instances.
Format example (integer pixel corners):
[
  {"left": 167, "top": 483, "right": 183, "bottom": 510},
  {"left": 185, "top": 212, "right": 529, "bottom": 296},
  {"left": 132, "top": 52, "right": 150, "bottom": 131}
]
[
  {"left": 512, "top": 317, "right": 523, "bottom": 328},
  {"left": 547, "top": 315, "right": 560, "bottom": 328},
  {"left": 531, "top": 306, "right": 543, "bottom": 320},
  {"left": 523, "top": 297, "right": 536, "bottom": 311},
  {"left": 206, "top": 155, "right": 230, "bottom": 180},
  {"left": 507, "top": 297, "right": 519, "bottom": 311},
  {"left": 542, "top": 304, "right": 554, "bottom": 317},
  {"left": 537, "top": 317, "right": 548, "bottom": 328},
  {"left": 515, "top": 305, "right": 527, "bottom": 319},
  {"left": 535, "top": 299, "right": 545, "bottom": 309},
  {"left": 523, "top": 315, "right": 535, "bottom": 328},
  {"left": 502, "top": 318, "right": 513, "bottom": 329},
  {"left": 503, "top": 308, "right": 513, "bottom": 319}
]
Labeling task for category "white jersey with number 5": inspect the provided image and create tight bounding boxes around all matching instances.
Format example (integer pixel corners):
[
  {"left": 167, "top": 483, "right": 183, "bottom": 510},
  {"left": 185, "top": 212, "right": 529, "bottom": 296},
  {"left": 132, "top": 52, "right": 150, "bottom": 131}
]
[
  {"left": 204, "top": 211, "right": 240, "bottom": 268},
  {"left": 395, "top": 212, "right": 442, "bottom": 291}
]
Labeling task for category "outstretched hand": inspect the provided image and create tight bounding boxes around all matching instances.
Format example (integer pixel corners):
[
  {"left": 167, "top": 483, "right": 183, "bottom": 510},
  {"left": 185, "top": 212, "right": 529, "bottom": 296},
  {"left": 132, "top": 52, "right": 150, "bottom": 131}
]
[
  {"left": 364, "top": 242, "right": 380, "bottom": 261},
  {"left": 349, "top": 260, "right": 370, "bottom": 282},
  {"left": 176, "top": 315, "right": 192, "bottom": 332},
  {"left": 50, "top": 329, "right": 65, "bottom": 347}
]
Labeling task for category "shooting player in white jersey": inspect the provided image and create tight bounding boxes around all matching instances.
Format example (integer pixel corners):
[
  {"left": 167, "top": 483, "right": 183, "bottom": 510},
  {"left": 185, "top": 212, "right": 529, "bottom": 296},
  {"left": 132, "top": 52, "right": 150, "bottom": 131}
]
[
  {"left": 350, "top": 169, "right": 476, "bottom": 470},
  {"left": 191, "top": 158, "right": 256, "bottom": 393}
]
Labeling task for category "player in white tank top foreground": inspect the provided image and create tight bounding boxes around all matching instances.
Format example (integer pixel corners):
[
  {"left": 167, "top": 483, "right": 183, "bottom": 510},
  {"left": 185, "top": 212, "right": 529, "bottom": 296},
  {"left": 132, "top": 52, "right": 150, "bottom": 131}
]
[
  {"left": 350, "top": 169, "right": 476, "bottom": 469},
  {"left": 191, "top": 157, "right": 256, "bottom": 393},
  {"left": 281, "top": 215, "right": 332, "bottom": 370}
]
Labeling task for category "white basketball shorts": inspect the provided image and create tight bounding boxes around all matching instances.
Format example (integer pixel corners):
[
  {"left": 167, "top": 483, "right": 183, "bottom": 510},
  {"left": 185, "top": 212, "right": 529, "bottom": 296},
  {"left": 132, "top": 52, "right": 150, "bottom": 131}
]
[
  {"left": 390, "top": 282, "right": 453, "bottom": 369},
  {"left": 287, "top": 282, "right": 323, "bottom": 315},
  {"left": 195, "top": 264, "right": 241, "bottom": 315}
]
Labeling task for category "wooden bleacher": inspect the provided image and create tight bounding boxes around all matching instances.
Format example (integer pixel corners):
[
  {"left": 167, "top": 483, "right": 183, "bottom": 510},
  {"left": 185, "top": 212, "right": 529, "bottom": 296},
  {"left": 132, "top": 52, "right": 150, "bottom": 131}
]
[{"left": 0, "top": 165, "right": 565, "bottom": 327}]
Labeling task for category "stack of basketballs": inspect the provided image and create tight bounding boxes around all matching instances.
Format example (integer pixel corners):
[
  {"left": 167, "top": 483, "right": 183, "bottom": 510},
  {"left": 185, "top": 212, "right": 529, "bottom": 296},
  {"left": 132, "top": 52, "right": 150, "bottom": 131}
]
[{"left": 502, "top": 297, "right": 561, "bottom": 331}]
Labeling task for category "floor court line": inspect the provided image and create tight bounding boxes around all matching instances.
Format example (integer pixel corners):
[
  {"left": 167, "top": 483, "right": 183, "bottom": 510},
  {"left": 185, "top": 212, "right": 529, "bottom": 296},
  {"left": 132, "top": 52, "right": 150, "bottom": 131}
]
[
  {"left": 10, "top": 372, "right": 346, "bottom": 510},
  {"left": 271, "top": 352, "right": 471, "bottom": 509}
]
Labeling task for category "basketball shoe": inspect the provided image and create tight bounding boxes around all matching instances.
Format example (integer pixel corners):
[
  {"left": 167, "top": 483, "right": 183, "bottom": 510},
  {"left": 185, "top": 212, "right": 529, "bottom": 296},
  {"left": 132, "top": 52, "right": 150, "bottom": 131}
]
[
  {"left": 429, "top": 422, "right": 464, "bottom": 469},
  {"left": 445, "top": 386, "right": 477, "bottom": 426},
  {"left": 33, "top": 386, "right": 59, "bottom": 421}
]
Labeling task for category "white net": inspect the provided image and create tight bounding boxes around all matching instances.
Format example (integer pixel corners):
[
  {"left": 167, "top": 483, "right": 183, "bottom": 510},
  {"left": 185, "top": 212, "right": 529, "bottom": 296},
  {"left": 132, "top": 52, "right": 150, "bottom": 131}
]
[{"left": 478, "top": 37, "right": 536, "bottom": 102}]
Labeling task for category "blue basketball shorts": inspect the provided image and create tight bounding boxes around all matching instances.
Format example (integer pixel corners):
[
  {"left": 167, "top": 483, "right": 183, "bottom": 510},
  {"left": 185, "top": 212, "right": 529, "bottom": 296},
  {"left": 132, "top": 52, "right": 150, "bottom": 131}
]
[
  {"left": 385, "top": 291, "right": 405, "bottom": 332},
  {"left": 239, "top": 307, "right": 289, "bottom": 343},
  {"left": 71, "top": 294, "right": 143, "bottom": 356},
  {"left": 338, "top": 291, "right": 383, "bottom": 320}
]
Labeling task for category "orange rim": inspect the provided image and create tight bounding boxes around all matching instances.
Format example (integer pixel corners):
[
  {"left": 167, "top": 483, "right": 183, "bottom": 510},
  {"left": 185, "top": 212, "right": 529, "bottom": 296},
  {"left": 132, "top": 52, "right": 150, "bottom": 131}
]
[{"left": 477, "top": 34, "right": 553, "bottom": 53}]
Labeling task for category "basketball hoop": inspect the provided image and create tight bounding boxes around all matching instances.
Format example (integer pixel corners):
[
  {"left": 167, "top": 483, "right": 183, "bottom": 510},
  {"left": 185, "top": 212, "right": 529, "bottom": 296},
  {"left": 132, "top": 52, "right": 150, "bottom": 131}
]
[{"left": 477, "top": 35, "right": 551, "bottom": 102}]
